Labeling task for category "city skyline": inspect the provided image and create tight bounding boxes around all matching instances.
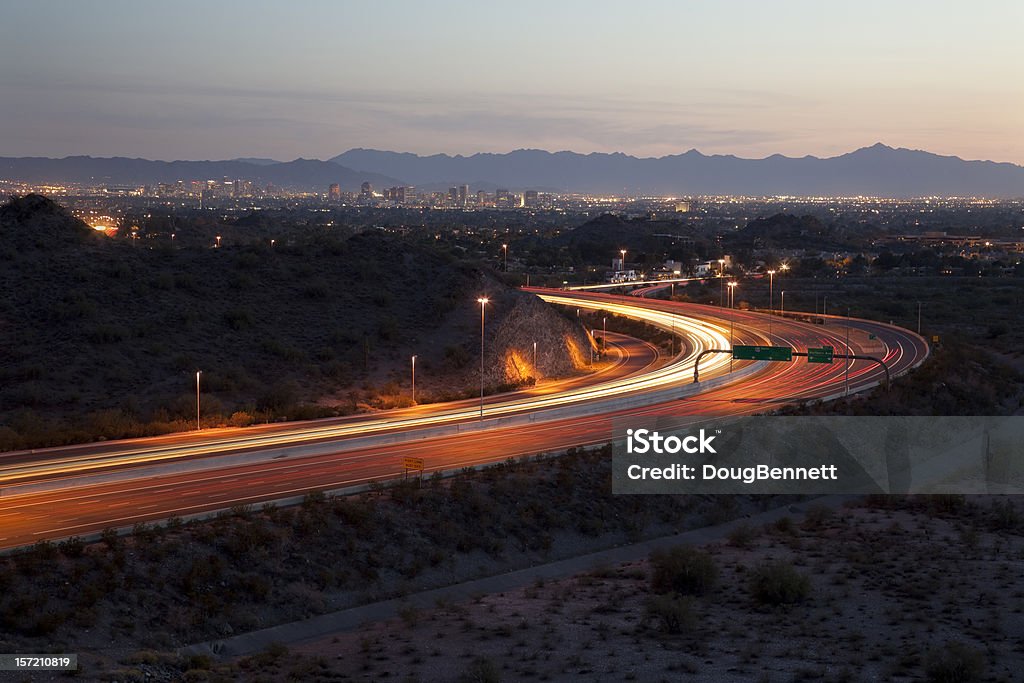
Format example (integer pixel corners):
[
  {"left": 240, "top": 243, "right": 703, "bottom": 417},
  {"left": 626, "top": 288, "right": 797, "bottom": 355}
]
[{"left": 1, "top": 1, "right": 1022, "bottom": 164}]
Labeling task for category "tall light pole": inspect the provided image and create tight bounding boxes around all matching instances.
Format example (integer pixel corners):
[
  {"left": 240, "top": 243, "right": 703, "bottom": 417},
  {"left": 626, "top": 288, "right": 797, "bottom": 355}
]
[
  {"left": 602, "top": 316, "right": 607, "bottom": 355},
  {"left": 411, "top": 355, "right": 417, "bottom": 404},
  {"left": 195, "top": 370, "right": 202, "bottom": 431},
  {"left": 718, "top": 259, "right": 726, "bottom": 307},
  {"left": 845, "top": 307, "right": 851, "bottom": 397},
  {"left": 779, "top": 263, "right": 789, "bottom": 316},
  {"left": 728, "top": 282, "right": 738, "bottom": 372},
  {"left": 532, "top": 341, "right": 537, "bottom": 379},
  {"left": 215, "top": 235, "right": 222, "bottom": 248},
  {"left": 781, "top": 290, "right": 786, "bottom": 315},
  {"left": 767, "top": 269, "right": 776, "bottom": 338},
  {"left": 502, "top": 243, "right": 508, "bottom": 272},
  {"left": 477, "top": 298, "right": 489, "bottom": 419}
]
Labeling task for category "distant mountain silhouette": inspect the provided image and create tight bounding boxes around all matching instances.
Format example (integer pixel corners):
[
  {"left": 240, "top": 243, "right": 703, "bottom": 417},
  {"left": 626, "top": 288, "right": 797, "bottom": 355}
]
[
  {"left": 0, "top": 156, "right": 399, "bottom": 192},
  {"left": 229, "top": 157, "right": 281, "bottom": 166},
  {"left": 330, "top": 144, "right": 1024, "bottom": 197},
  {"left": 3, "top": 145, "right": 1021, "bottom": 197}
]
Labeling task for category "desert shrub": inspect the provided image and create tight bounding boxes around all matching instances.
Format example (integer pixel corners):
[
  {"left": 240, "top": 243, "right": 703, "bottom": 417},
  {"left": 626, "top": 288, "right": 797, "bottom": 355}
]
[
  {"left": 58, "top": 535, "right": 86, "bottom": 558},
  {"left": 650, "top": 546, "right": 717, "bottom": 596},
  {"left": 750, "top": 560, "right": 810, "bottom": 605},
  {"left": 458, "top": 657, "right": 501, "bottom": 683},
  {"left": 802, "top": 504, "right": 834, "bottom": 530},
  {"left": 923, "top": 641, "right": 985, "bottom": 683},
  {"left": 727, "top": 522, "right": 759, "bottom": 548},
  {"left": 228, "top": 411, "right": 255, "bottom": 427},
  {"left": 646, "top": 593, "right": 696, "bottom": 634}
]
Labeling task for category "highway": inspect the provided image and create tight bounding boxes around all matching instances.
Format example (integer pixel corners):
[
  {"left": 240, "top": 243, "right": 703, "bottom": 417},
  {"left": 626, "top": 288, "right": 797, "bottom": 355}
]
[{"left": 0, "top": 289, "right": 929, "bottom": 550}]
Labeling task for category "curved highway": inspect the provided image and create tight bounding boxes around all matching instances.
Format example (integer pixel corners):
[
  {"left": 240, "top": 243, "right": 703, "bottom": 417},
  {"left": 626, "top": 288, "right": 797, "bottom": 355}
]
[{"left": 0, "top": 289, "right": 929, "bottom": 550}]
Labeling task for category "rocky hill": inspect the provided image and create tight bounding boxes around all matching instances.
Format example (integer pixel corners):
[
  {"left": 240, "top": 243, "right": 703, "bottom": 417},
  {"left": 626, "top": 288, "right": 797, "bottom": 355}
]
[{"left": 0, "top": 195, "right": 592, "bottom": 450}]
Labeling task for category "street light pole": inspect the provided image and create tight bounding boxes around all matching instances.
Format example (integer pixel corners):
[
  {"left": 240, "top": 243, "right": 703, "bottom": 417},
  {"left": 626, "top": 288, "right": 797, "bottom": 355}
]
[
  {"left": 195, "top": 370, "right": 202, "bottom": 430},
  {"left": 718, "top": 259, "right": 725, "bottom": 307},
  {"left": 767, "top": 269, "right": 776, "bottom": 338},
  {"left": 727, "top": 281, "right": 738, "bottom": 373},
  {"left": 602, "top": 316, "right": 607, "bottom": 355},
  {"left": 411, "top": 355, "right": 417, "bottom": 404},
  {"left": 477, "top": 298, "right": 489, "bottom": 419},
  {"left": 502, "top": 244, "right": 508, "bottom": 272},
  {"left": 533, "top": 341, "right": 537, "bottom": 380},
  {"left": 781, "top": 290, "right": 785, "bottom": 315},
  {"left": 845, "top": 307, "right": 851, "bottom": 397}
]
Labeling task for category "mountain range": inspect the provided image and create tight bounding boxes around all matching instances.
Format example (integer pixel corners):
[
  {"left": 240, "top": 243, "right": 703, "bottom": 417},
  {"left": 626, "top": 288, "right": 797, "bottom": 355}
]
[{"left": 2, "top": 144, "right": 1022, "bottom": 197}]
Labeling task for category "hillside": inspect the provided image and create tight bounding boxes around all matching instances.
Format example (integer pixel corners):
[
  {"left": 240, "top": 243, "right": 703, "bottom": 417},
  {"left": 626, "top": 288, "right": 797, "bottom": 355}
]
[{"left": 0, "top": 195, "right": 592, "bottom": 450}]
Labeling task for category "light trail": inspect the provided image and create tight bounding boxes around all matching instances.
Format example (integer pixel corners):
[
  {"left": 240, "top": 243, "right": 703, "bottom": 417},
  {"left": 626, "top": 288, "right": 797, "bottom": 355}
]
[
  {"left": 0, "top": 289, "right": 930, "bottom": 549},
  {"left": 0, "top": 299, "right": 740, "bottom": 487}
]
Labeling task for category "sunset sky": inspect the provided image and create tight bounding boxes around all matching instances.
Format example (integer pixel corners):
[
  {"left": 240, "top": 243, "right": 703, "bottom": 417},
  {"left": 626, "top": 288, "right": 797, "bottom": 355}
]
[{"left": 2, "top": 0, "right": 1021, "bottom": 163}]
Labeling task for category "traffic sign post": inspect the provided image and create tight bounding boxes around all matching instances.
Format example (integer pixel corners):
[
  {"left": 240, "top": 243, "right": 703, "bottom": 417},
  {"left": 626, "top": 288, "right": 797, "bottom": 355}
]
[
  {"left": 731, "top": 345, "right": 793, "bottom": 362},
  {"left": 806, "top": 346, "right": 834, "bottom": 364},
  {"left": 403, "top": 457, "right": 425, "bottom": 479}
]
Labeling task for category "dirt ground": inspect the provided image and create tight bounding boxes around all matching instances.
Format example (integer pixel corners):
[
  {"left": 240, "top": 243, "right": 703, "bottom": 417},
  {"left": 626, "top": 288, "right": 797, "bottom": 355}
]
[{"left": 262, "top": 497, "right": 1023, "bottom": 682}]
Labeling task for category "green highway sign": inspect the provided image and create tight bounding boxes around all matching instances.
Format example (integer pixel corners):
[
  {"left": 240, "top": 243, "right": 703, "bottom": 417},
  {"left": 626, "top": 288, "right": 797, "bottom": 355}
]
[
  {"left": 732, "top": 345, "right": 793, "bottom": 362},
  {"left": 807, "top": 346, "right": 835, "bottom": 364}
]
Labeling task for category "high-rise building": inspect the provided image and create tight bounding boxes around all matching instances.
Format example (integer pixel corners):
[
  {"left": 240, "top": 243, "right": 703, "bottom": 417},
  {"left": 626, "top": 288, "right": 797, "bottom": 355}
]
[
  {"left": 524, "top": 190, "right": 539, "bottom": 208},
  {"left": 359, "top": 182, "right": 373, "bottom": 200},
  {"left": 495, "top": 188, "right": 510, "bottom": 208},
  {"left": 448, "top": 187, "right": 458, "bottom": 204},
  {"left": 458, "top": 184, "right": 469, "bottom": 206},
  {"left": 328, "top": 183, "right": 341, "bottom": 202},
  {"left": 477, "top": 189, "right": 487, "bottom": 206}
]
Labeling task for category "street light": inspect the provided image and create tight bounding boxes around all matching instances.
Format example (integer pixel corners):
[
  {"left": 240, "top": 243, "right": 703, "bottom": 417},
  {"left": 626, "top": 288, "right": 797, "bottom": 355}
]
[
  {"left": 532, "top": 341, "right": 537, "bottom": 380},
  {"left": 718, "top": 259, "right": 726, "bottom": 307},
  {"left": 502, "top": 244, "right": 508, "bottom": 272},
  {"left": 411, "top": 355, "right": 417, "bottom": 404},
  {"left": 602, "top": 316, "right": 607, "bottom": 355},
  {"left": 767, "top": 269, "right": 777, "bottom": 338},
  {"left": 195, "top": 370, "right": 202, "bottom": 431},
  {"left": 477, "top": 297, "right": 489, "bottom": 419},
  {"left": 845, "top": 307, "right": 851, "bottom": 396},
  {"left": 779, "top": 263, "right": 789, "bottom": 315},
  {"left": 727, "top": 282, "right": 738, "bottom": 372},
  {"left": 215, "top": 235, "right": 222, "bottom": 248}
]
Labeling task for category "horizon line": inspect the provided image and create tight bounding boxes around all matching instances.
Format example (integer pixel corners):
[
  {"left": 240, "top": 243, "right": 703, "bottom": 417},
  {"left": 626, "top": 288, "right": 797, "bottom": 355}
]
[{"left": 3, "top": 143, "right": 1023, "bottom": 168}]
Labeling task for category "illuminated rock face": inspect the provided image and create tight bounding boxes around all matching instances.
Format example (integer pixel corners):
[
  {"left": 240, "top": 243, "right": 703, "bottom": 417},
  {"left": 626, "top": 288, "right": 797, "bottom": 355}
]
[{"left": 475, "top": 289, "right": 592, "bottom": 389}]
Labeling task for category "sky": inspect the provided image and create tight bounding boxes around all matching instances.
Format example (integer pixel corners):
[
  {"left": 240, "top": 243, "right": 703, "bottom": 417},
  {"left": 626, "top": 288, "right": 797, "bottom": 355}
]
[{"left": 1, "top": 0, "right": 1022, "bottom": 163}]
